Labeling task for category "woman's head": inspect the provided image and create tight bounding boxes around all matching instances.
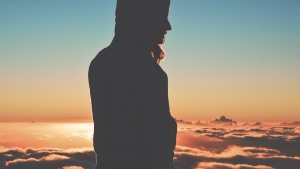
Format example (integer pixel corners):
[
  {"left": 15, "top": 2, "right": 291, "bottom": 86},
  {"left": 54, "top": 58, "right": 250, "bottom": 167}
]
[{"left": 115, "top": 0, "right": 172, "bottom": 62}]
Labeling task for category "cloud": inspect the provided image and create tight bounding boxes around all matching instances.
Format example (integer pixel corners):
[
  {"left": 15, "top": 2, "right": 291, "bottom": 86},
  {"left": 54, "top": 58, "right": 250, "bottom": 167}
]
[
  {"left": 209, "top": 116, "right": 237, "bottom": 125},
  {"left": 61, "top": 166, "right": 84, "bottom": 169},
  {"left": 1, "top": 122, "right": 300, "bottom": 169},
  {"left": 176, "top": 122, "right": 300, "bottom": 169},
  {"left": 6, "top": 154, "right": 70, "bottom": 165},
  {"left": 175, "top": 119, "right": 193, "bottom": 125},
  {"left": 281, "top": 121, "right": 300, "bottom": 126},
  {"left": 251, "top": 122, "right": 263, "bottom": 126},
  {"left": 192, "top": 125, "right": 300, "bottom": 157},
  {"left": 0, "top": 147, "right": 95, "bottom": 169},
  {"left": 196, "top": 162, "right": 274, "bottom": 169},
  {"left": 174, "top": 145, "right": 300, "bottom": 169},
  {"left": 3, "top": 142, "right": 298, "bottom": 169},
  {"left": 194, "top": 121, "right": 208, "bottom": 126},
  {"left": 174, "top": 145, "right": 287, "bottom": 159}
]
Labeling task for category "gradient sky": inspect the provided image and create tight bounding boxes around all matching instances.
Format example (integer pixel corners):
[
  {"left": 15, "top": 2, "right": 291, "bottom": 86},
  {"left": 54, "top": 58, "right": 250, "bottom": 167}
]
[{"left": 1, "top": 0, "right": 299, "bottom": 122}]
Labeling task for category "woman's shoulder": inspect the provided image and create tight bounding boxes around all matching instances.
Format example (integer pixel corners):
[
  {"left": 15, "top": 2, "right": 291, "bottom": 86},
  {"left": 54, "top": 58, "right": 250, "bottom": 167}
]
[
  {"left": 89, "top": 43, "right": 159, "bottom": 80},
  {"left": 90, "top": 46, "right": 114, "bottom": 66},
  {"left": 89, "top": 45, "right": 123, "bottom": 72}
]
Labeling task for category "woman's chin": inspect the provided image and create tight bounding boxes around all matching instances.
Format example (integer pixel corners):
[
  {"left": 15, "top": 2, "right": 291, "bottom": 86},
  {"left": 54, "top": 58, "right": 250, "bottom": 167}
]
[{"left": 156, "top": 37, "right": 166, "bottom": 45}]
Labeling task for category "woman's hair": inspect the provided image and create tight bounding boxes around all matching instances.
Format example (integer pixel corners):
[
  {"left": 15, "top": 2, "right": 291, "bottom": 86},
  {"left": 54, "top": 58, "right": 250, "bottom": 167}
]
[
  {"left": 115, "top": 0, "right": 170, "bottom": 63},
  {"left": 152, "top": 44, "right": 166, "bottom": 64}
]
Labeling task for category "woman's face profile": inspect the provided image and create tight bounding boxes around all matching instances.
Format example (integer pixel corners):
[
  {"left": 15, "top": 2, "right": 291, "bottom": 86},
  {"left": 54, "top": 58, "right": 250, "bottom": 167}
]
[
  {"left": 153, "top": 19, "right": 172, "bottom": 45},
  {"left": 149, "top": 6, "right": 172, "bottom": 45}
]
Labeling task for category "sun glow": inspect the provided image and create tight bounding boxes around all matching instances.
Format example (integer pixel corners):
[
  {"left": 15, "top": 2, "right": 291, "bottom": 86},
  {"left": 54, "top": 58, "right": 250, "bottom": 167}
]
[{"left": 0, "top": 123, "right": 93, "bottom": 149}]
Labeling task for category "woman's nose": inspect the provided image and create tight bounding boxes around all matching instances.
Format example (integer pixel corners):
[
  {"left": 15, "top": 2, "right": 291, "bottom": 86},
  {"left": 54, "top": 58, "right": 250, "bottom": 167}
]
[{"left": 166, "top": 20, "right": 172, "bottom": 31}]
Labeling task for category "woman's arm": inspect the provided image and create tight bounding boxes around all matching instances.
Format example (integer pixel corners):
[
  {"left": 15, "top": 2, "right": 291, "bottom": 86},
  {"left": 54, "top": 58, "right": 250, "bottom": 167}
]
[{"left": 130, "top": 59, "right": 174, "bottom": 169}]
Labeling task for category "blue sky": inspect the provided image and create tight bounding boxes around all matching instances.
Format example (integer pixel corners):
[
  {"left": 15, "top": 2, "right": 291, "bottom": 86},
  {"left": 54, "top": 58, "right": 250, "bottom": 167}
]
[{"left": 1, "top": 0, "right": 300, "bottom": 122}]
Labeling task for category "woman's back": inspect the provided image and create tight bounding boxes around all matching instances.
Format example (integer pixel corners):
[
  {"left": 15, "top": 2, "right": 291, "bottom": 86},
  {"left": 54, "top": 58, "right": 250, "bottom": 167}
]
[{"left": 89, "top": 40, "right": 176, "bottom": 169}]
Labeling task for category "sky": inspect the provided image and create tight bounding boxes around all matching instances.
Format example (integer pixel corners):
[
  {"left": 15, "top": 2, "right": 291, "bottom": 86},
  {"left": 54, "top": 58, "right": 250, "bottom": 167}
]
[{"left": 1, "top": 0, "right": 300, "bottom": 122}]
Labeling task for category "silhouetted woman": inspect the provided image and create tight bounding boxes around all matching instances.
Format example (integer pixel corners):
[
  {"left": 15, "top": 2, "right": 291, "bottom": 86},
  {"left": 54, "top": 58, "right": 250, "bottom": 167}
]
[{"left": 88, "top": 0, "right": 177, "bottom": 168}]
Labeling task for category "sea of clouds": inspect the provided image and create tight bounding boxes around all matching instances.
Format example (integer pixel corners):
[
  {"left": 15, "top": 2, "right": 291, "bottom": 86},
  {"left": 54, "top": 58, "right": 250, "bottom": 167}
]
[{"left": 1, "top": 116, "right": 300, "bottom": 169}]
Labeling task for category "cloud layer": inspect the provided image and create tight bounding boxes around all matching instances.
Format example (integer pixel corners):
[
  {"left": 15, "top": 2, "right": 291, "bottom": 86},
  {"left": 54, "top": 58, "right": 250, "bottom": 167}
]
[
  {"left": 0, "top": 147, "right": 95, "bottom": 169},
  {"left": 1, "top": 119, "right": 300, "bottom": 169}
]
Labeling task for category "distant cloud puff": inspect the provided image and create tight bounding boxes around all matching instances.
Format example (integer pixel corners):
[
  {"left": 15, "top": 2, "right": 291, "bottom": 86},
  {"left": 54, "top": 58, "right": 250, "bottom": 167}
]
[
  {"left": 210, "top": 115, "right": 237, "bottom": 125},
  {"left": 175, "top": 119, "right": 193, "bottom": 125},
  {"left": 251, "top": 122, "right": 263, "bottom": 126}
]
